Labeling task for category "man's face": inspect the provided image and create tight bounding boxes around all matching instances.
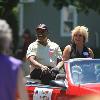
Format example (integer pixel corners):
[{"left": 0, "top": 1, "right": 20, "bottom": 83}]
[{"left": 36, "top": 32, "right": 48, "bottom": 44}]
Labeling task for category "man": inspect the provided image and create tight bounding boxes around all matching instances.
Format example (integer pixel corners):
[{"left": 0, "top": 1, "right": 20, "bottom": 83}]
[
  {"left": 26, "top": 24, "right": 62, "bottom": 84},
  {"left": 0, "top": 19, "right": 29, "bottom": 100}
]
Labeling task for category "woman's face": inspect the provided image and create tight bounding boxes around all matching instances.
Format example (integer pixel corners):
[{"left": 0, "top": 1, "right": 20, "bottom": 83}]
[{"left": 73, "top": 32, "right": 84, "bottom": 45}]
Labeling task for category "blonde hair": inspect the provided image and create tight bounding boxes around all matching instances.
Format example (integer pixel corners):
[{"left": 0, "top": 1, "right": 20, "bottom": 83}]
[
  {"left": 71, "top": 26, "right": 89, "bottom": 43},
  {"left": 0, "top": 19, "right": 12, "bottom": 53}
]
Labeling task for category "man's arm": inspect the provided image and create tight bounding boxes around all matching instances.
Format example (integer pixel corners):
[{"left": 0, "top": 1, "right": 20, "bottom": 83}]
[
  {"left": 26, "top": 43, "right": 49, "bottom": 71},
  {"left": 27, "top": 55, "right": 49, "bottom": 71},
  {"left": 56, "top": 61, "right": 64, "bottom": 69},
  {"left": 51, "top": 45, "right": 63, "bottom": 71}
]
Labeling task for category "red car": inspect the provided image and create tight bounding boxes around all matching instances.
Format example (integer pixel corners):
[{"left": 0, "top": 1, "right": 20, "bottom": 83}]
[{"left": 25, "top": 58, "right": 100, "bottom": 100}]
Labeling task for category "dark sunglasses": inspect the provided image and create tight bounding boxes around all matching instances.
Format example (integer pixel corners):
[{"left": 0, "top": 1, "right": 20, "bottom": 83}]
[{"left": 36, "top": 28, "right": 48, "bottom": 33}]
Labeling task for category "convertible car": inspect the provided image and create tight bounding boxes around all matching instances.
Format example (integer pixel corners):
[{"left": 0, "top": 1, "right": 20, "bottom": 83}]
[{"left": 25, "top": 58, "right": 100, "bottom": 100}]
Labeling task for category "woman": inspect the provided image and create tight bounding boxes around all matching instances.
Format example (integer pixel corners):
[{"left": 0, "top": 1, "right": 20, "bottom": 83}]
[
  {"left": 63, "top": 25, "right": 94, "bottom": 61},
  {"left": 0, "top": 19, "right": 29, "bottom": 100}
]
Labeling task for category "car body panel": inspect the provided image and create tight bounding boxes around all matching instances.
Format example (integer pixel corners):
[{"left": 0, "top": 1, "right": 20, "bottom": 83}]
[{"left": 26, "top": 58, "right": 100, "bottom": 100}]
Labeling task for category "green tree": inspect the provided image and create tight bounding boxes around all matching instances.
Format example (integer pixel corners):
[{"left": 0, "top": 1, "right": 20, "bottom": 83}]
[
  {"left": 42, "top": 0, "right": 100, "bottom": 14},
  {"left": 0, "top": 0, "right": 19, "bottom": 53}
]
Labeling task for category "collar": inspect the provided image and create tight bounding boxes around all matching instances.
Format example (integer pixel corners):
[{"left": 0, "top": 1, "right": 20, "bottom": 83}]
[{"left": 36, "top": 39, "right": 51, "bottom": 46}]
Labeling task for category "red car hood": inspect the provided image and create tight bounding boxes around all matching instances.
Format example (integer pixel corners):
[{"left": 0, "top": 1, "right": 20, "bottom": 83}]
[
  {"left": 26, "top": 84, "right": 100, "bottom": 100},
  {"left": 80, "top": 83, "right": 100, "bottom": 94},
  {"left": 69, "top": 83, "right": 100, "bottom": 96}
]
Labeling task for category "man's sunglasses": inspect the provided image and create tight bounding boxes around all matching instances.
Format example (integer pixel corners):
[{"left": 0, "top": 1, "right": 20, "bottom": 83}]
[{"left": 36, "top": 28, "right": 48, "bottom": 33}]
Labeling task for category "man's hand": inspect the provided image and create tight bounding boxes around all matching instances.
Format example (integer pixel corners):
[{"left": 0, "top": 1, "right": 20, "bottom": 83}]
[
  {"left": 51, "top": 67, "right": 59, "bottom": 74},
  {"left": 41, "top": 65, "right": 49, "bottom": 72}
]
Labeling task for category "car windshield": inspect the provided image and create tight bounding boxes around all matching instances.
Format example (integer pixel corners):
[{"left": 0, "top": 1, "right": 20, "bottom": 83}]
[{"left": 70, "top": 59, "right": 100, "bottom": 84}]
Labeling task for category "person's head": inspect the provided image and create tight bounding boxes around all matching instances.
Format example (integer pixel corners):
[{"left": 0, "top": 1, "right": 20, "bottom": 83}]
[
  {"left": 23, "top": 29, "right": 32, "bottom": 43},
  {"left": 71, "top": 26, "right": 89, "bottom": 45},
  {"left": 0, "top": 19, "right": 12, "bottom": 54},
  {"left": 23, "top": 29, "right": 31, "bottom": 39},
  {"left": 35, "top": 24, "right": 48, "bottom": 44}
]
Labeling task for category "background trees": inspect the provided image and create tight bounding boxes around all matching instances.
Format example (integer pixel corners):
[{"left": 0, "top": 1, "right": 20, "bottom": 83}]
[
  {"left": 0, "top": 0, "right": 100, "bottom": 55},
  {"left": 42, "top": 0, "right": 100, "bottom": 14},
  {"left": 0, "top": 0, "right": 19, "bottom": 53}
]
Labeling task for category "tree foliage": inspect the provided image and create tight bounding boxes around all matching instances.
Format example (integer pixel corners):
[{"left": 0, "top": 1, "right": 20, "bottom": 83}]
[
  {"left": 0, "top": 0, "right": 19, "bottom": 53},
  {"left": 42, "top": 0, "right": 100, "bottom": 14}
]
